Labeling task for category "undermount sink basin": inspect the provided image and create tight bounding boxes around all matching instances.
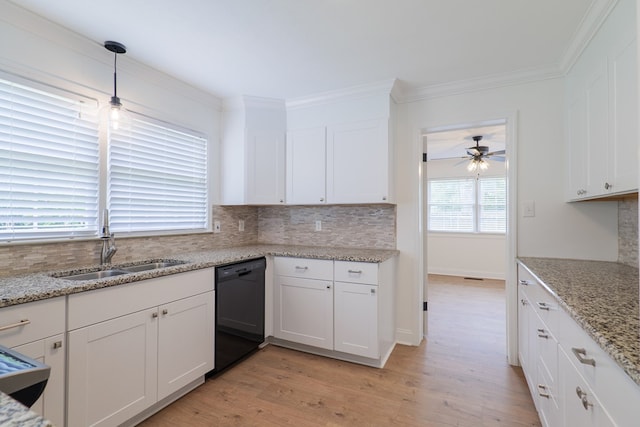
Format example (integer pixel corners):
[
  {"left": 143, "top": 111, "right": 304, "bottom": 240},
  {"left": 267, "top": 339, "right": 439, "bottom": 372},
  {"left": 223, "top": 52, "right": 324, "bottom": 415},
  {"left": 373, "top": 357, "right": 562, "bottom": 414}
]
[
  {"left": 54, "top": 260, "right": 186, "bottom": 281},
  {"left": 58, "top": 269, "right": 129, "bottom": 281},
  {"left": 120, "top": 261, "right": 185, "bottom": 273}
]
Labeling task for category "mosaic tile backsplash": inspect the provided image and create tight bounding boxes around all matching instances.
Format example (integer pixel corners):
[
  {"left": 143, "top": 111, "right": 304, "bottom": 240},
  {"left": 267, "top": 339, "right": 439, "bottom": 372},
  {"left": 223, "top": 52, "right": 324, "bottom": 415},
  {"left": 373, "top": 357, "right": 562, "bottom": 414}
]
[
  {"left": 618, "top": 198, "right": 638, "bottom": 268},
  {"left": 0, "top": 204, "right": 396, "bottom": 277}
]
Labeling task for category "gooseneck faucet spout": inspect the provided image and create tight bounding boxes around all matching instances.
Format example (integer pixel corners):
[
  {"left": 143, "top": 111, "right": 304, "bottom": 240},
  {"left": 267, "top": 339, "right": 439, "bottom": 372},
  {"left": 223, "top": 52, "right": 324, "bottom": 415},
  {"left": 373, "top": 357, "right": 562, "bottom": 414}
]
[{"left": 100, "top": 209, "right": 117, "bottom": 265}]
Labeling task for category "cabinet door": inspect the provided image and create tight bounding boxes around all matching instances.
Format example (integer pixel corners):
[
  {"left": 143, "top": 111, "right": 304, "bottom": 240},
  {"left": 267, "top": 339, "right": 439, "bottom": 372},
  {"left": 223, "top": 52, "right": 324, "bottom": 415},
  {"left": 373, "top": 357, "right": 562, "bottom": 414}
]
[
  {"left": 609, "top": 36, "right": 638, "bottom": 194},
  {"left": 13, "top": 334, "right": 65, "bottom": 427},
  {"left": 326, "top": 119, "right": 390, "bottom": 203},
  {"left": 157, "top": 292, "right": 214, "bottom": 401},
  {"left": 334, "top": 281, "right": 378, "bottom": 358},
  {"left": 246, "top": 129, "right": 286, "bottom": 204},
  {"left": 560, "top": 349, "right": 615, "bottom": 427},
  {"left": 566, "top": 90, "right": 588, "bottom": 200},
  {"left": 585, "top": 58, "right": 609, "bottom": 197},
  {"left": 286, "top": 126, "right": 327, "bottom": 204},
  {"left": 67, "top": 309, "right": 158, "bottom": 427},
  {"left": 274, "top": 275, "right": 333, "bottom": 349}
]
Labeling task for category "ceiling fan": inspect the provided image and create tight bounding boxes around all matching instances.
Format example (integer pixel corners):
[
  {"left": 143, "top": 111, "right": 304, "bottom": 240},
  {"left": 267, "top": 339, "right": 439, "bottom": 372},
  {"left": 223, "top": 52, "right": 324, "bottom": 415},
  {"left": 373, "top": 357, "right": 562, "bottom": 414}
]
[{"left": 463, "top": 135, "right": 506, "bottom": 172}]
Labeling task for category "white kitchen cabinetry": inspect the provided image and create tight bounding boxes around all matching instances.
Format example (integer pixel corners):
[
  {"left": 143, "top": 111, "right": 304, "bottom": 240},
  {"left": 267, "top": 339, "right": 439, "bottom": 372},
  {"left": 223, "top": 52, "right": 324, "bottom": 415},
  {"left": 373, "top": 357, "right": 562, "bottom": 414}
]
[
  {"left": 273, "top": 257, "right": 334, "bottom": 349},
  {"left": 518, "top": 262, "right": 640, "bottom": 426},
  {"left": 286, "top": 119, "right": 393, "bottom": 204},
  {"left": 565, "top": 0, "right": 637, "bottom": 201},
  {"left": 333, "top": 261, "right": 380, "bottom": 358},
  {"left": 67, "top": 269, "right": 214, "bottom": 427},
  {"left": 221, "top": 96, "right": 286, "bottom": 205},
  {"left": 273, "top": 256, "right": 396, "bottom": 367},
  {"left": 0, "top": 297, "right": 66, "bottom": 427},
  {"left": 327, "top": 119, "right": 392, "bottom": 204},
  {"left": 286, "top": 126, "right": 327, "bottom": 204}
]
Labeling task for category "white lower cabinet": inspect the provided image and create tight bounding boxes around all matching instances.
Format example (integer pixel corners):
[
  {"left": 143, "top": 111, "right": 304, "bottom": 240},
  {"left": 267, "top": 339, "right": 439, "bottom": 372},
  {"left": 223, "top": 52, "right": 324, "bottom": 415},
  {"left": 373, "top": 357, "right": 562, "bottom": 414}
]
[
  {"left": 0, "top": 297, "right": 66, "bottom": 427},
  {"left": 273, "top": 256, "right": 395, "bottom": 367},
  {"left": 67, "top": 269, "right": 214, "bottom": 427},
  {"left": 518, "top": 262, "right": 640, "bottom": 427},
  {"left": 559, "top": 348, "right": 615, "bottom": 427},
  {"left": 68, "top": 309, "right": 158, "bottom": 427}
]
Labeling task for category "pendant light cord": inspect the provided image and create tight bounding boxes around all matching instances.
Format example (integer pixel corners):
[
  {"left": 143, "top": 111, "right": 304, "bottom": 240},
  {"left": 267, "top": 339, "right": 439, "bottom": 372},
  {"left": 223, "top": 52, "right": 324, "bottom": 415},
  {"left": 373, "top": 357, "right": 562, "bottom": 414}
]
[{"left": 113, "top": 52, "right": 118, "bottom": 99}]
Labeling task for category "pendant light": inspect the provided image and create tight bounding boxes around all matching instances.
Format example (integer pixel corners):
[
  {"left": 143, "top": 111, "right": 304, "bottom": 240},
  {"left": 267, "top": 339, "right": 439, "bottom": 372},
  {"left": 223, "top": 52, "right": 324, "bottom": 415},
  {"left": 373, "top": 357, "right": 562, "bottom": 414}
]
[{"left": 104, "top": 41, "right": 127, "bottom": 130}]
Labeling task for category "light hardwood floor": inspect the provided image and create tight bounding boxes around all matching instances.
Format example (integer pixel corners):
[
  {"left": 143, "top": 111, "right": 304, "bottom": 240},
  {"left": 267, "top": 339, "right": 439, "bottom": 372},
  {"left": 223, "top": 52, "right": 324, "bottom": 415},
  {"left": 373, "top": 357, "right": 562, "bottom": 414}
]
[{"left": 139, "top": 274, "right": 541, "bottom": 426}]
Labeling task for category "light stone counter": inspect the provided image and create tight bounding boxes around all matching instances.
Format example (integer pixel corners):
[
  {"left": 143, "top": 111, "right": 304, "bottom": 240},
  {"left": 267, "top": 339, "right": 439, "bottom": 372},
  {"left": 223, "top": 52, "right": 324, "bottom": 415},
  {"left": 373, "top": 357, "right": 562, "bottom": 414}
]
[
  {"left": 0, "top": 392, "right": 52, "bottom": 426},
  {"left": 0, "top": 244, "right": 398, "bottom": 308},
  {"left": 518, "top": 257, "right": 639, "bottom": 386}
]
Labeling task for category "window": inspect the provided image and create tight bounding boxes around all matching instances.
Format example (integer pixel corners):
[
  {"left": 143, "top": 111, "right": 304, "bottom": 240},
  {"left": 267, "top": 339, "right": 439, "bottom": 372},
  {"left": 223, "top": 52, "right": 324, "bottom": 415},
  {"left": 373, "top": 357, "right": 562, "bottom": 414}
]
[
  {"left": 428, "top": 176, "right": 506, "bottom": 233},
  {"left": 108, "top": 114, "right": 208, "bottom": 234},
  {"left": 0, "top": 76, "right": 99, "bottom": 241}
]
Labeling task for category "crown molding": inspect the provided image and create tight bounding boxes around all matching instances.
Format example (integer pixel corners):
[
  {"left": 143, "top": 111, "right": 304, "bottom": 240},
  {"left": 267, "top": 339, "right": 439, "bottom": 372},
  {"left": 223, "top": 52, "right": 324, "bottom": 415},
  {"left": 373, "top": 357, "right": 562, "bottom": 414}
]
[
  {"left": 286, "top": 78, "right": 398, "bottom": 109},
  {"left": 399, "top": 65, "right": 563, "bottom": 103},
  {"left": 222, "top": 95, "right": 286, "bottom": 112},
  {"left": 559, "top": 0, "right": 619, "bottom": 74}
]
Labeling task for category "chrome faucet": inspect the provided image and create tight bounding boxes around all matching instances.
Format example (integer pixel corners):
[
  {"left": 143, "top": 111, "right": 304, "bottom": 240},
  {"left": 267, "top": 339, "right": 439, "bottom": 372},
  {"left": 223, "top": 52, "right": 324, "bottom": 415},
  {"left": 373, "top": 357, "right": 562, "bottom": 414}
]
[{"left": 100, "top": 209, "right": 117, "bottom": 265}]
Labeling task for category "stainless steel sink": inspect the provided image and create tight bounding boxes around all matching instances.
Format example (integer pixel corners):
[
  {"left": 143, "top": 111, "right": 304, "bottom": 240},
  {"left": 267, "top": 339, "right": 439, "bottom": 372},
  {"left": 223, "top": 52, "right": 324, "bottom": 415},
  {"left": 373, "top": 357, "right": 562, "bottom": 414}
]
[
  {"left": 120, "top": 260, "right": 185, "bottom": 273},
  {"left": 58, "top": 269, "right": 129, "bottom": 281}
]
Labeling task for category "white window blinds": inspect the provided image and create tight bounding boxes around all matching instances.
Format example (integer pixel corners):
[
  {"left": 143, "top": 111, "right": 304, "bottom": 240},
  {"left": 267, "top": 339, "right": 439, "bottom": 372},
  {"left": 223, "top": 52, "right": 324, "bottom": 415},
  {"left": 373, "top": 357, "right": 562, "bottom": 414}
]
[
  {"left": 428, "top": 176, "right": 506, "bottom": 234},
  {"left": 428, "top": 178, "right": 475, "bottom": 232},
  {"left": 108, "top": 115, "right": 208, "bottom": 234},
  {"left": 0, "top": 77, "right": 99, "bottom": 241}
]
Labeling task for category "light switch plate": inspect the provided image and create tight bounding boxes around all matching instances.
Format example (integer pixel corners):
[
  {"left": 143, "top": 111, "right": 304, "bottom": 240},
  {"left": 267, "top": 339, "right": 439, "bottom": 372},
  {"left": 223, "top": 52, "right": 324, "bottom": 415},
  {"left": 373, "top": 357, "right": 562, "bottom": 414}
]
[{"left": 523, "top": 200, "right": 535, "bottom": 217}]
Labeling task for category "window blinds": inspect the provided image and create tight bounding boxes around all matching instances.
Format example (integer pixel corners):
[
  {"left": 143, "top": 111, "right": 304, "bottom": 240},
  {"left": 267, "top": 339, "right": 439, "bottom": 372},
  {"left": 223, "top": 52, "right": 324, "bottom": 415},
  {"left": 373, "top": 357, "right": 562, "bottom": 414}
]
[
  {"left": 0, "top": 77, "right": 99, "bottom": 241},
  {"left": 108, "top": 115, "right": 208, "bottom": 234}
]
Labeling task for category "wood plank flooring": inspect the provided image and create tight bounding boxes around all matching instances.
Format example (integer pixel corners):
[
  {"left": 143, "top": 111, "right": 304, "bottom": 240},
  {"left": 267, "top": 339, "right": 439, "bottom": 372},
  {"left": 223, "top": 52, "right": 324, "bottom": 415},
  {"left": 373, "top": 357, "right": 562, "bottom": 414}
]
[{"left": 139, "top": 274, "right": 541, "bottom": 426}]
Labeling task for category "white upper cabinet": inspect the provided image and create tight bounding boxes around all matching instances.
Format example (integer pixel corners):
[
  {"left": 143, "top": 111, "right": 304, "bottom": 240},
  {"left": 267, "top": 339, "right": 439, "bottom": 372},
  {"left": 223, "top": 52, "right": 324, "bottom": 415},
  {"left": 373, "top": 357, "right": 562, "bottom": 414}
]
[
  {"left": 565, "top": 0, "right": 637, "bottom": 201},
  {"left": 286, "top": 126, "right": 327, "bottom": 204},
  {"left": 286, "top": 80, "right": 397, "bottom": 205},
  {"left": 221, "top": 96, "right": 286, "bottom": 205}
]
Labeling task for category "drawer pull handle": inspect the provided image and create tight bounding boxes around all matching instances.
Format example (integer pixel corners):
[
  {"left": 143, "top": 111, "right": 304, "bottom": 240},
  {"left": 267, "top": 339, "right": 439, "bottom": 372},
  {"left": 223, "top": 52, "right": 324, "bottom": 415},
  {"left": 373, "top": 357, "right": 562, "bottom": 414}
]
[
  {"left": 572, "top": 347, "right": 596, "bottom": 366},
  {"left": 348, "top": 270, "right": 363, "bottom": 274},
  {"left": 152, "top": 312, "right": 159, "bottom": 318},
  {"left": 52, "top": 341, "right": 63, "bottom": 349},
  {"left": 295, "top": 266, "right": 308, "bottom": 270},
  {"left": 371, "top": 289, "right": 376, "bottom": 295},
  {"left": 537, "top": 328, "right": 549, "bottom": 339},
  {"left": 520, "top": 298, "right": 528, "bottom": 306},
  {"left": 537, "top": 384, "right": 550, "bottom": 398},
  {"left": 537, "top": 302, "right": 550, "bottom": 311},
  {"left": 518, "top": 279, "right": 529, "bottom": 286},
  {"left": 0, "top": 319, "right": 30, "bottom": 332},
  {"left": 162, "top": 309, "right": 168, "bottom": 315},
  {"left": 576, "top": 386, "right": 594, "bottom": 410}
]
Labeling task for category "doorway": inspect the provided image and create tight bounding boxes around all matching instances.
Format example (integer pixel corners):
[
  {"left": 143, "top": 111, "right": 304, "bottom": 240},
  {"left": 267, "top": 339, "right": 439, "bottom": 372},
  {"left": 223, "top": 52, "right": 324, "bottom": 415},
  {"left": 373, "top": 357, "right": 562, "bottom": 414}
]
[{"left": 420, "top": 118, "right": 518, "bottom": 364}]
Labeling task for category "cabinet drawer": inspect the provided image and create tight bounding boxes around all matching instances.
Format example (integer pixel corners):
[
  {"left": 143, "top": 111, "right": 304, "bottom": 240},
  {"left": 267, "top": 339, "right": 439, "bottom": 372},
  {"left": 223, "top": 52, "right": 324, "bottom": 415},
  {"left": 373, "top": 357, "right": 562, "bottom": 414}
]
[
  {"left": 334, "top": 261, "right": 378, "bottom": 284},
  {"left": 273, "top": 257, "right": 333, "bottom": 280},
  {"left": 534, "top": 313, "right": 558, "bottom": 384},
  {"left": 0, "top": 297, "right": 65, "bottom": 347}
]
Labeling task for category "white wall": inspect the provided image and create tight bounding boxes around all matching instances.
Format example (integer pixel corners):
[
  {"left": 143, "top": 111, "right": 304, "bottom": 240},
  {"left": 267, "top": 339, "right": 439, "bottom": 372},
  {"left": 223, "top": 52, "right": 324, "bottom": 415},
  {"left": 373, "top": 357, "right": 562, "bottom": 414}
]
[{"left": 394, "top": 76, "right": 619, "bottom": 345}]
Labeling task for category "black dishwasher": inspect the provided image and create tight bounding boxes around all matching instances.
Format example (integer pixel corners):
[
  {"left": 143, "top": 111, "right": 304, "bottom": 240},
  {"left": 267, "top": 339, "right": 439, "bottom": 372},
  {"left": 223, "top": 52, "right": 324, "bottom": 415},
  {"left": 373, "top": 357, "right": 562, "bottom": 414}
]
[{"left": 210, "top": 257, "right": 266, "bottom": 376}]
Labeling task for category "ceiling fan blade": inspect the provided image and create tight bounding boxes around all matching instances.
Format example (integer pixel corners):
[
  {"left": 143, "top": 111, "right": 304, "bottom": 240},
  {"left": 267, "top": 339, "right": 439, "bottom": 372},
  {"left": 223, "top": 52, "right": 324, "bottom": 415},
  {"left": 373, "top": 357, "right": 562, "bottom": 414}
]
[
  {"left": 467, "top": 148, "right": 480, "bottom": 156},
  {"left": 486, "top": 150, "right": 505, "bottom": 156},
  {"left": 455, "top": 158, "right": 471, "bottom": 166},
  {"left": 487, "top": 155, "right": 506, "bottom": 162}
]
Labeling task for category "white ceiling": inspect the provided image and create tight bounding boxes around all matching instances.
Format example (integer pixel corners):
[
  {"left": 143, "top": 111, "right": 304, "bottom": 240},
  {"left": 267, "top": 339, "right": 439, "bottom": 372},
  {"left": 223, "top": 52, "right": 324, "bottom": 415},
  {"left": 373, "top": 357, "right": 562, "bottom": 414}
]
[
  {"left": 11, "top": 0, "right": 595, "bottom": 100},
  {"left": 425, "top": 124, "right": 506, "bottom": 161}
]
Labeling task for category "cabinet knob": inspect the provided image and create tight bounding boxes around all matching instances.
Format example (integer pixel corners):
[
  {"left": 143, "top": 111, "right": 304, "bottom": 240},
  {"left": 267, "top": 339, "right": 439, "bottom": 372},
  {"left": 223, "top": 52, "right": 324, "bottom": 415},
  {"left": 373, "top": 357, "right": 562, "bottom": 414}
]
[
  {"left": 152, "top": 312, "right": 158, "bottom": 318},
  {"left": 370, "top": 289, "right": 376, "bottom": 295},
  {"left": 52, "top": 341, "right": 63, "bottom": 350},
  {"left": 520, "top": 298, "right": 528, "bottom": 306},
  {"left": 326, "top": 285, "right": 331, "bottom": 289},
  {"left": 320, "top": 198, "right": 324, "bottom": 202},
  {"left": 604, "top": 182, "right": 612, "bottom": 190},
  {"left": 280, "top": 199, "right": 284, "bottom": 203},
  {"left": 382, "top": 196, "right": 387, "bottom": 201},
  {"left": 162, "top": 309, "right": 168, "bottom": 315}
]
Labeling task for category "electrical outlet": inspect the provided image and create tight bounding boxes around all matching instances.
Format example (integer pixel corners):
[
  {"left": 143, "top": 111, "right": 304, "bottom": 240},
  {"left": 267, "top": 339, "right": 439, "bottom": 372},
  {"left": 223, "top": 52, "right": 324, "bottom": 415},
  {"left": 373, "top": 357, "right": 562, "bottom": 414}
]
[
  {"left": 213, "top": 220, "right": 221, "bottom": 233},
  {"left": 239, "top": 220, "right": 245, "bottom": 232},
  {"left": 315, "top": 220, "right": 322, "bottom": 231}
]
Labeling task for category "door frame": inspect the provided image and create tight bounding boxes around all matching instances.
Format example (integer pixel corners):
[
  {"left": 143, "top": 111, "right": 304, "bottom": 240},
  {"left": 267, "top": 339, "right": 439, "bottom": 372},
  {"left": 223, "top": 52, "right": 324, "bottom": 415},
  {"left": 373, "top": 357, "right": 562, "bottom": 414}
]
[{"left": 418, "top": 111, "right": 519, "bottom": 364}]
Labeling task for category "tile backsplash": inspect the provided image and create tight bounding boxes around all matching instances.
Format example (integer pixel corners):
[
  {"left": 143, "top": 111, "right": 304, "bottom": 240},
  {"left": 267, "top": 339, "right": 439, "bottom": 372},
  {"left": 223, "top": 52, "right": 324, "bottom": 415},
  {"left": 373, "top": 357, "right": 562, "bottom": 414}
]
[
  {"left": 0, "top": 204, "right": 396, "bottom": 277},
  {"left": 618, "top": 198, "right": 638, "bottom": 267}
]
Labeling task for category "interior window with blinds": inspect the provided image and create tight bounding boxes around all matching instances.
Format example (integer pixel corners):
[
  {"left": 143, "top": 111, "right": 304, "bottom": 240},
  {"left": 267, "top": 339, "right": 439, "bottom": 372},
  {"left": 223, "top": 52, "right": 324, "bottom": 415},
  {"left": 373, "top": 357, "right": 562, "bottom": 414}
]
[
  {"left": 108, "top": 115, "right": 208, "bottom": 234},
  {"left": 0, "top": 76, "right": 99, "bottom": 241},
  {"left": 428, "top": 177, "right": 506, "bottom": 234}
]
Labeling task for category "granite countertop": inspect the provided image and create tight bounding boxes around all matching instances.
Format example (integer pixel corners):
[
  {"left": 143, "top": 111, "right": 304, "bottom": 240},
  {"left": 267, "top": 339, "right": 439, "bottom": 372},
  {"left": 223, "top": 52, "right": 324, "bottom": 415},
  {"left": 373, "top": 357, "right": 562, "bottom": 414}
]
[
  {"left": 0, "top": 244, "right": 398, "bottom": 309},
  {"left": 0, "top": 392, "right": 52, "bottom": 426},
  {"left": 518, "top": 257, "right": 639, "bottom": 386}
]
